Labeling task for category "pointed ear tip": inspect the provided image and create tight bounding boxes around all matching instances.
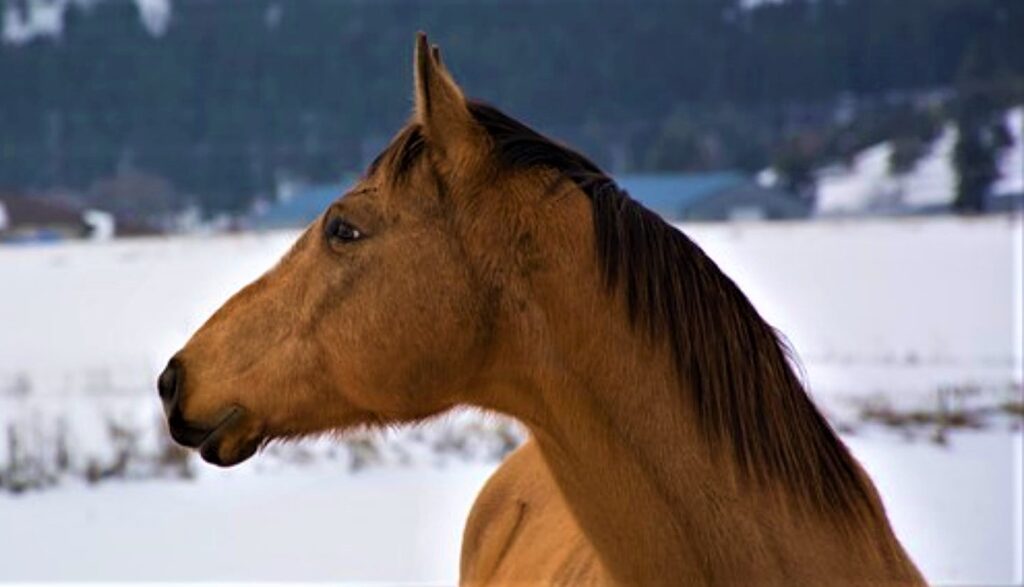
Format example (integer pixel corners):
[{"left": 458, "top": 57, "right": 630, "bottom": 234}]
[{"left": 415, "top": 31, "right": 429, "bottom": 52}]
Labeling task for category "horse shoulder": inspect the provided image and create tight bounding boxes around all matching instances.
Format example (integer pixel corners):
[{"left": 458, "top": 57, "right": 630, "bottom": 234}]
[{"left": 460, "top": 439, "right": 606, "bottom": 586}]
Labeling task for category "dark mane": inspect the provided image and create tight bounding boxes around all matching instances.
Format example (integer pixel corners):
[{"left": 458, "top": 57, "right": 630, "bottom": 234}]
[
  {"left": 467, "top": 100, "right": 878, "bottom": 522},
  {"left": 367, "top": 124, "right": 426, "bottom": 183}
]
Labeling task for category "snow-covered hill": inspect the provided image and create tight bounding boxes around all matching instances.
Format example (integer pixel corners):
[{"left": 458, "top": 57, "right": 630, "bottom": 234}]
[{"left": 815, "top": 106, "right": 1023, "bottom": 216}]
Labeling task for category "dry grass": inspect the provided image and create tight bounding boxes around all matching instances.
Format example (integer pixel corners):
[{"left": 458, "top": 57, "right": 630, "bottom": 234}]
[{"left": 854, "top": 384, "right": 1022, "bottom": 445}]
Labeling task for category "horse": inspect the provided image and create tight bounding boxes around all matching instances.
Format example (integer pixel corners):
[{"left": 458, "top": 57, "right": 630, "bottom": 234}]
[{"left": 158, "top": 33, "right": 926, "bottom": 586}]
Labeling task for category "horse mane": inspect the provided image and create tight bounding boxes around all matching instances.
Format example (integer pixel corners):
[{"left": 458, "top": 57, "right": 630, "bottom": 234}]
[{"left": 465, "top": 100, "right": 878, "bottom": 522}]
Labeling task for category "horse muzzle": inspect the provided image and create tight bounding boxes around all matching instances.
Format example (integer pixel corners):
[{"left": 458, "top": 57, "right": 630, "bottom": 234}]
[{"left": 158, "top": 358, "right": 261, "bottom": 467}]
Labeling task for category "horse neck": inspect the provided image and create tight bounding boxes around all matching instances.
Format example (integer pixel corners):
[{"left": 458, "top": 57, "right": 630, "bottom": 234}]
[
  {"left": 487, "top": 285, "right": 919, "bottom": 586},
  {"left": 515, "top": 331, "right": 772, "bottom": 583}
]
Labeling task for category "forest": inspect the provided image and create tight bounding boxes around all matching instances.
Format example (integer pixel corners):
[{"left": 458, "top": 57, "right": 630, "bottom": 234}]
[{"left": 0, "top": 0, "right": 1021, "bottom": 214}]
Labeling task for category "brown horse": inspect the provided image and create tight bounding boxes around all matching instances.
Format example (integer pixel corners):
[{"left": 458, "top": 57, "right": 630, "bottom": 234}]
[{"left": 159, "top": 34, "right": 926, "bottom": 586}]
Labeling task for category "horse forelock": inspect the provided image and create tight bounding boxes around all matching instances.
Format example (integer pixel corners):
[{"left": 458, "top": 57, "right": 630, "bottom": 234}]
[{"left": 367, "top": 124, "right": 428, "bottom": 186}]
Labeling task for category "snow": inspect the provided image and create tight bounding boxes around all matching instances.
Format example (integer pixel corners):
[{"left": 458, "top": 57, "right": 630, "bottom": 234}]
[
  {"left": 995, "top": 107, "right": 1024, "bottom": 196},
  {"left": 684, "top": 216, "right": 1022, "bottom": 416},
  {"left": 0, "top": 231, "right": 296, "bottom": 376},
  {"left": 135, "top": 0, "right": 171, "bottom": 37},
  {"left": 0, "top": 429, "right": 1019, "bottom": 584},
  {"left": 1, "top": 0, "right": 63, "bottom": 45},
  {"left": 0, "top": 462, "right": 496, "bottom": 582},
  {"left": 82, "top": 209, "right": 116, "bottom": 241},
  {"left": 897, "top": 124, "right": 960, "bottom": 209},
  {"left": 816, "top": 106, "right": 1024, "bottom": 216},
  {"left": 816, "top": 140, "right": 902, "bottom": 215},
  {"left": 847, "top": 428, "right": 1024, "bottom": 586},
  {"left": 2, "top": 216, "right": 1018, "bottom": 405},
  {"left": 1, "top": 215, "right": 1021, "bottom": 583},
  {"left": 1, "top": 0, "right": 171, "bottom": 44}
]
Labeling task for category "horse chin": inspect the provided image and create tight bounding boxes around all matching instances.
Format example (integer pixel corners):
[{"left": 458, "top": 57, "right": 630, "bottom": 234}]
[
  {"left": 195, "top": 406, "right": 263, "bottom": 467},
  {"left": 199, "top": 434, "right": 261, "bottom": 467}
]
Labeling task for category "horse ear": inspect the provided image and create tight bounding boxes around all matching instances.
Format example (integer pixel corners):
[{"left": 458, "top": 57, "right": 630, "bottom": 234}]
[{"left": 413, "top": 32, "right": 480, "bottom": 160}]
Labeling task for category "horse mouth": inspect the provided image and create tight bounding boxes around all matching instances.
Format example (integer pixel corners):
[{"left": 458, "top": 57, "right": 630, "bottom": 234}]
[{"left": 169, "top": 405, "right": 261, "bottom": 467}]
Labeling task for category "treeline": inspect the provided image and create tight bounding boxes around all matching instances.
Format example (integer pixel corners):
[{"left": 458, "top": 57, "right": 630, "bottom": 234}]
[{"left": 0, "top": 0, "right": 1021, "bottom": 213}]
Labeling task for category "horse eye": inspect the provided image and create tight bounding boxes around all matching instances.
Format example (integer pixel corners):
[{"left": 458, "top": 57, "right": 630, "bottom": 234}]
[{"left": 325, "top": 216, "right": 364, "bottom": 243}]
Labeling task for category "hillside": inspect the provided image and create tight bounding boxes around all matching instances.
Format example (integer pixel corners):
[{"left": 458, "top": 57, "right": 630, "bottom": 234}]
[
  {"left": 816, "top": 106, "right": 1023, "bottom": 215},
  {"left": 2, "top": 0, "right": 1021, "bottom": 212}
]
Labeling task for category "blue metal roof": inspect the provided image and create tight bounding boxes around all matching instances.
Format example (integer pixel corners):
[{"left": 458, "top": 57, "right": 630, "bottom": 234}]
[
  {"left": 250, "top": 172, "right": 748, "bottom": 229},
  {"left": 615, "top": 172, "right": 746, "bottom": 219},
  {"left": 250, "top": 180, "right": 355, "bottom": 229}
]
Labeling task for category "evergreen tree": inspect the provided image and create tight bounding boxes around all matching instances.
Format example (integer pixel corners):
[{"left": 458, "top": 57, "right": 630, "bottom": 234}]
[
  {"left": 952, "top": 39, "right": 1013, "bottom": 213},
  {"left": 0, "top": 0, "right": 1020, "bottom": 214}
]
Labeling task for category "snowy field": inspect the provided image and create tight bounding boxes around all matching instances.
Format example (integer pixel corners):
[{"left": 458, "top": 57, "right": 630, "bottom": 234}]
[
  {"left": 1, "top": 214, "right": 1022, "bottom": 584},
  {"left": 0, "top": 429, "right": 1021, "bottom": 585}
]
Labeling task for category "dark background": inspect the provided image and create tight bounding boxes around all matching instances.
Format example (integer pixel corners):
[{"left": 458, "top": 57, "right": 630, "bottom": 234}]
[{"left": 1, "top": 0, "right": 1021, "bottom": 215}]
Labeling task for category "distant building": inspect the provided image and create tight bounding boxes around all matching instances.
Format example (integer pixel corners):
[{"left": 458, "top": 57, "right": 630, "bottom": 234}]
[
  {"left": 88, "top": 168, "right": 179, "bottom": 231},
  {"left": 0, "top": 193, "right": 164, "bottom": 242},
  {"left": 0, "top": 195, "right": 90, "bottom": 242},
  {"left": 249, "top": 172, "right": 807, "bottom": 230},
  {"left": 249, "top": 182, "right": 355, "bottom": 230},
  {"left": 618, "top": 173, "right": 810, "bottom": 222}
]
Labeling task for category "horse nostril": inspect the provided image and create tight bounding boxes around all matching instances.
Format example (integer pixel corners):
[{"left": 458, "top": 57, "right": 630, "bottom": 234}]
[{"left": 158, "top": 358, "right": 182, "bottom": 406}]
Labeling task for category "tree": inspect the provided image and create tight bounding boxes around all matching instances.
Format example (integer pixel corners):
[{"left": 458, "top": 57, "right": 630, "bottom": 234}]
[
  {"left": 0, "top": 0, "right": 1021, "bottom": 214},
  {"left": 951, "top": 39, "right": 1013, "bottom": 214}
]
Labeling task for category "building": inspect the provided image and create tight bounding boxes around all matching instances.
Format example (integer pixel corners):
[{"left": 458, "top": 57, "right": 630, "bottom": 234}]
[
  {"left": 0, "top": 195, "right": 90, "bottom": 243},
  {"left": 0, "top": 193, "right": 159, "bottom": 242},
  {"left": 249, "top": 183, "right": 354, "bottom": 230},
  {"left": 617, "top": 172, "right": 809, "bottom": 222}
]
